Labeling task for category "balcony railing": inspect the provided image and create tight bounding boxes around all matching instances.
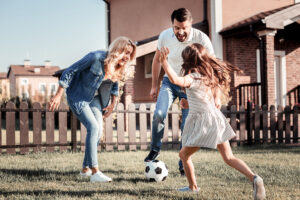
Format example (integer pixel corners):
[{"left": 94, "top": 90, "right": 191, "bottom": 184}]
[{"left": 237, "top": 82, "right": 261, "bottom": 107}]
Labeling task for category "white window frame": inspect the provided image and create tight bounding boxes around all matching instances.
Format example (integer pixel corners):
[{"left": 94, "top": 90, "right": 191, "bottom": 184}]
[
  {"left": 39, "top": 83, "right": 46, "bottom": 95},
  {"left": 50, "top": 83, "right": 57, "bottom": 95},
  {"left": 20, "top": 78, "right": 28, "bottom": 85},
  {"left": 144, "top": 53, "right": 154, "bottom": 78},
  {"left": 256, "top": 49, "right": 262, "bottom": 106},
  {"left": 274, "top": 50, "right": 287, "bottom": 107}
]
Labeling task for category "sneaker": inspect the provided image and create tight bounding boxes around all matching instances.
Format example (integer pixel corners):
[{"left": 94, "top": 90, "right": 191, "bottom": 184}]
[
  {"left": 90, "top": 171, "right": 112, "bottom": 183},
  {"left": 177, "top": 186, "right": 200, "bottom": 192},
  {"left": 79, "top": 169, "right": 92, "bottom": 177},
  {"left": 253, "top": 175, "right": 266, "bottom": 200},
  {"left": 179, "top": 169, "right": 185, "bottom": 176},
  {"left": 144, "top": 150, "right": 160, "bottom": 162}
]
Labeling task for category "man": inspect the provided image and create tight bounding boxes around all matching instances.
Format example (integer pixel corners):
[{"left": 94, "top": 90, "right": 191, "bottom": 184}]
[{"left": 144, "top": 8, "right": 214, "bottom": 175}]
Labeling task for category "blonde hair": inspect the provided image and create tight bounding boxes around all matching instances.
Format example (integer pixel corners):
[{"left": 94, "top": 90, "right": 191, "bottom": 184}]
[{"left": 104, "top": 36, "right": 136, "bottom": 82}]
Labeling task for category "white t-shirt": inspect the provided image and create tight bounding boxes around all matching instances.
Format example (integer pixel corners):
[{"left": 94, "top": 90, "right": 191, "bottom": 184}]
[{"left": 157, "top": 27, "right": 214, "bottom": 76}]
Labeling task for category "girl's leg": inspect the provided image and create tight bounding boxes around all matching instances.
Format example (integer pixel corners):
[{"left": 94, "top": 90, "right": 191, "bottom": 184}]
[
  {"left": 217, "top": 141, "right": 255, "bottom": 181},
  {"left": 179, "top": 147, "right": 200, "bottom": 190}
]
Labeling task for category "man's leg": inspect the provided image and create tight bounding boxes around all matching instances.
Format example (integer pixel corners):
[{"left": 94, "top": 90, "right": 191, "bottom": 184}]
[{"left": 144, "top": 78, "right": 175, "bottom": 162}]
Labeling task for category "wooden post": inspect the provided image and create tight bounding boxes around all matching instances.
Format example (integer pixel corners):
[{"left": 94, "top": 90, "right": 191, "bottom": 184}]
[
  {"left": 172, "top": 104, "right": 180, "bottom": 150},
  {"left": 33, "top": 102, "right": 42, "bottom": 152},
  {"left": 270, "top": 105, "right": 276, "bottom": 143},
  {"left": 128, "top": 103, "right": 136, "bottom": 150},
  {"left": 20, "top": 102, "right": 29, "bottom": 154},
  {"left": 71, "top": 112, "right": 77, "bottom": 152},
  {"left": 59, "top": 103, "right": 68, "bottom": 151},
  {"left": 230, "top": 105, "right": 237, "bottom": 146},
  {"left": 254, "top": 105, "right": 260, "bottom": 144},
  {"left": 117, "top": 103, "right": 125, "bottom": 150},
  {"left": 6, "top": 102, "right": 15, "bottom": 154},
  {"left": 277, "top": 106, "right": 283, "bottom": 144},
  {"left": 239, "top": 106, "right": 246, "bottom": 145},
  {"left": 262, "top": 105, "right": 268, "bottom": 143},
  {"left": 284, "top": 106, "right": 291, "bottom": 144},
  {"left": 293, "top": 106, "right": 299, "bottom": 143},
  {"left": 105, "top": 113, "right": 113, "bottom": 151},
  {"left": 139, "top": 104, "right": 147, "bottom": 150},
  {"left": 46, "top": 106, "right": 55, "bottom": 152},
  {"left": 246, "top": 102, "right": 253, "bottom": 145}
]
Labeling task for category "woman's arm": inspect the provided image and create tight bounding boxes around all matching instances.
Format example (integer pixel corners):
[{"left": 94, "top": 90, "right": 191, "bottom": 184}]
[{"left": 159, "top": 47, "right": 192, "bottom": 88}]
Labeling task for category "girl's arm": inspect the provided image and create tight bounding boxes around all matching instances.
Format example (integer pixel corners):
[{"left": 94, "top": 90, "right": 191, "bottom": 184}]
[
  {"left": 159, "top": 47, "right": 192, "bottom": 88},
  {"left": 214, "top": 87, "right": 222, "bottom": 109}
]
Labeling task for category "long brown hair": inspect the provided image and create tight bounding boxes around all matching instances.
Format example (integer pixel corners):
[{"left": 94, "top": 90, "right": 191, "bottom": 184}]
[{"left": 181, "top": 43, "right": 241, "bottom": 102}]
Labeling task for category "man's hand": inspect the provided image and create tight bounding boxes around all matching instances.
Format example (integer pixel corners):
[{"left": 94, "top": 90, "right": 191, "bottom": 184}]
[
  {"left": 150, "top": 86, "right": 158, "bottom": 101},
  {"left": 180, "top": 98, "right": 189, "bottom": 109},
  {"left": 103, "top": 103, "right": 115, "bottom": 118}
]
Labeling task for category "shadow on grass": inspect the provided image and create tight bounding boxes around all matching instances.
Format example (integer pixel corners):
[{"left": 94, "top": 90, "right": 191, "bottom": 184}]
[
  {"left": 0, "top": 189, "right": 196, "bottom": 200},
  {"left": 0, "top": 168, "right": 78, "bottom": 177},
  {"left": 229, "top": 144, "right": 300, "bottom": 154}
]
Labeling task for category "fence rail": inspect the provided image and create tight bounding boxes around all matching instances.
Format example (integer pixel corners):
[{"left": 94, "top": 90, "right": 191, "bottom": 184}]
[{"left": 0, "top": 102, "right": 299, "bottom": 154}]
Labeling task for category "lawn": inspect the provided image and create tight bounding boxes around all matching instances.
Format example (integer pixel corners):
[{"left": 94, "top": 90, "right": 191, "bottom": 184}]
[{"left": 0, "top": 145, "right": 299, "bottom": 200}]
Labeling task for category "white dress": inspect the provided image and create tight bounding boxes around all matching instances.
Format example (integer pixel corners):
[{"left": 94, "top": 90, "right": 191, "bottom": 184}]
[{"left": 182, "top": 73, "right": 236, "bottom": 149}]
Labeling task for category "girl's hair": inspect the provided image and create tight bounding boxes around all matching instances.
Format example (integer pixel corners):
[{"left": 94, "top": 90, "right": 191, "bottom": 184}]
[
  {"left": 181, "top": 43, "right": 241, "bottom": 102},
  {"left": 104, "top": 36, "right": 136, "bottom": 81}
]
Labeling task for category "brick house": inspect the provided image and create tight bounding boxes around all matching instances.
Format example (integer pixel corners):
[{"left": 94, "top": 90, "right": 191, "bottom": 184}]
[
  {"left": 0, "top": 72, "right": 10, "bottom": 100},
  {"left": 7, "top": 60, "right": 60, "bottom": 103},
  {"left": 104, "top": 0, "right": 300, "bottom": 108}
]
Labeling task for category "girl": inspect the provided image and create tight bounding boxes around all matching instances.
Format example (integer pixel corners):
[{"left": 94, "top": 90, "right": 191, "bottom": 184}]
[
  {"left": 159, "top": 44, "right": 266, "bottom": 200},
  {"left": 49, "top": 37, "right": 136, "bottom": 182}
]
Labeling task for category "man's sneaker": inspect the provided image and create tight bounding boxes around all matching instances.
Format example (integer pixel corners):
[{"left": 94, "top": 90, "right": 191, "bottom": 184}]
[
  {"left": 179, "top": 169, "right": 185, "bottom": 176},
  {"left": 253, "top": 175, "right": 266, "bottom": 200},
  {"left": 144, "top": 150, "right": 160, "bottom": 162},
  {"left": 90, "top": 171, "right": 112, "bottom": 182},
  {"left": 79, "top": 169, "right": 92, "bottom": 177},
  {"left": 177, "top": 186, "right": 200, "bottom": 192}
]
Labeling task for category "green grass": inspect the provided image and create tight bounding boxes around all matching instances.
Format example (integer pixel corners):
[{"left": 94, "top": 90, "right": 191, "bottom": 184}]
[{"left": 0, "top": 145, "right": 299, "bottom": 200}]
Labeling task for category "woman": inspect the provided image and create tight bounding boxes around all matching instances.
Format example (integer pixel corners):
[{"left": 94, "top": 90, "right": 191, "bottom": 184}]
[{"left": 49, "top": 37, "right": 136, "bottom": 182}]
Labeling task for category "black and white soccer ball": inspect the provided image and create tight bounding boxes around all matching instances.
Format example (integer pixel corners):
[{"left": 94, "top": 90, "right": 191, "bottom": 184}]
[{"left": 144, "top": 160, "right": 168, "bottom": 182}]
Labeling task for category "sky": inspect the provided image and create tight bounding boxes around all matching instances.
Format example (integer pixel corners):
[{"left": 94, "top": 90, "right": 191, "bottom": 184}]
[{"left": 0, "top": 0, "right": 107, "bottom": 72}]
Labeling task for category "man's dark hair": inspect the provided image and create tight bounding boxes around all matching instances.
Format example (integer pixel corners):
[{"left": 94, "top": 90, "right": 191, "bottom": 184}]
[{"left": 171, "top": 8, "right": 192, "bottom": 23}]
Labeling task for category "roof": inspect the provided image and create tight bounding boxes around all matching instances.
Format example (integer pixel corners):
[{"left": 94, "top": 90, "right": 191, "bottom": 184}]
[
  {"left": 0, "top": 72, "right": 7, "bottom": 79},
  {"left": 7, "top": 65, "right": 60, "bottom": 77},
  {"left": 220, "top": 4, "right": 295, "bottom": 33}
]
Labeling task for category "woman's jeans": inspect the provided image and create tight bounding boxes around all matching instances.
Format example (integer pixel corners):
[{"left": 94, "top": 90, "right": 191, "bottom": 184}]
[
  {"left": 69, "top": 95, "right": 103, "bottom": 168},
  {"left": 151, "top": 77, "right": 189, "bottom": 170}
]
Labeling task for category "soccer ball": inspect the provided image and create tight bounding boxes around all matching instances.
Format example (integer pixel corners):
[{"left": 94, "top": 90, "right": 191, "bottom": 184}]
[{"left": 144, "top": 160, "right": 168, "bottom": 182}]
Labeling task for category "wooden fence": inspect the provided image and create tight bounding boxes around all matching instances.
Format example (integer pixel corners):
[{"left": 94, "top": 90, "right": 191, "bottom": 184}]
[{"left": 0, "top": 102, "right": 299, "bottom": 154}]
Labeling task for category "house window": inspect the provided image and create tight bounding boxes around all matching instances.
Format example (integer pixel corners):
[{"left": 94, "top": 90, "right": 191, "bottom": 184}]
[
  {"left": 39, "top": 83, "right": 46, "bottom": 95},
  {"left": 50, "top": 83, "right": 57, "bottom": 95},
  {"left": 144, "top": 53, "right": 154, "bottom": 78},
  {"left": 22, "top": 92, "right": 29, "bottom": 99},
  {"left": 20, "top": 78, "right": 28, "bottom": 85}
]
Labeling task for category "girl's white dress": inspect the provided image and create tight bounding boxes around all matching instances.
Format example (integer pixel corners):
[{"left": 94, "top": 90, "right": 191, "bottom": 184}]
[{"left": 182, "top": 73, "right": 236, "bottom": 149}]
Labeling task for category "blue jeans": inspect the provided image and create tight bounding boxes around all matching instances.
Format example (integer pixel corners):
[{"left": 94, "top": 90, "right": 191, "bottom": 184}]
[
  {"left": 69, "top": 95, "right": 103, "bottom": 168},
  {"left": 151, "top": 77, "right": 189, "bottom": 170}
]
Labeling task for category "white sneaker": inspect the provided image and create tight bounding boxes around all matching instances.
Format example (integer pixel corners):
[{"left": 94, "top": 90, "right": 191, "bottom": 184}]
[
  {"left": 253, "top": 175, "right": 266, "bottom": 200},
  {"left": 90, "top": 171, "right": 112, "bottom": 183},
  {"left": 79, "top": 169, "right": 92, "bottom": 177},
  {"left": 177, "top": 186, "right": 200, "bottom": 192}
]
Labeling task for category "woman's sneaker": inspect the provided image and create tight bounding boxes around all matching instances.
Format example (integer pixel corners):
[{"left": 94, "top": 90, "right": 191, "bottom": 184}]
[
  {"left": 90, "top": 171, "right": 112, "bottom": 182},
  {"left": 253, "top": 175, "right": 266, "bottom": 200},
  {"left": 79, "top": 169, "right": 92, "bottom": 177}
]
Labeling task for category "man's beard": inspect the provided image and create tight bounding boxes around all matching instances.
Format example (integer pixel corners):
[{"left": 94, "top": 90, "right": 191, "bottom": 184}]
[{"left": 175, "top": 33, "right": 187, "bottom": 42}]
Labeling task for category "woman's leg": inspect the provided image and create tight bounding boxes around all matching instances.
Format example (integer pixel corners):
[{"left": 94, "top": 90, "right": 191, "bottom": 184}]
[
  {"left": 217, "top": 141, "right": 255, "bottom": 181},
  {"left": 179, "top": 147, "right": 200, "bottom": 190}
]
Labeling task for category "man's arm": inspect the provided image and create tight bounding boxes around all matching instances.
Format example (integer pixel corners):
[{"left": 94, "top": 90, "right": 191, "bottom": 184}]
[{"left": 149, "top": 49, "right": 162, "bottom": 101}]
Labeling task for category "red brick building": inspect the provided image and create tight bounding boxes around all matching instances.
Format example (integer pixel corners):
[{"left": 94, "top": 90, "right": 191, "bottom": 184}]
[{"left": 105, "top": 0, "right": 300, "bottom": 108}]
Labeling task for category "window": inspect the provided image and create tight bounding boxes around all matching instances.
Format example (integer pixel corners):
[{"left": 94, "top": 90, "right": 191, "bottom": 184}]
[
  {"left": 39, "top": 83, "right": 46, "bottom": 95},
  {"left": 144, "top": 53, "right": 154, "bottom": 78},
  {"left": 20, "top": 78, "right": 28, "bottom": 85},
  {"left": 22, "top": 92, "right": 29, "bottom": 99},
  {"left": 50, "top": 83, "right": 57, "bottom": 95}
]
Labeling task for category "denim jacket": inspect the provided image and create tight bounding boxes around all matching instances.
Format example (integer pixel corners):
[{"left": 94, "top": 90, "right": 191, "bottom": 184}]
[{"left": 59, "top": 50, "right": 119, "bottom": 115}]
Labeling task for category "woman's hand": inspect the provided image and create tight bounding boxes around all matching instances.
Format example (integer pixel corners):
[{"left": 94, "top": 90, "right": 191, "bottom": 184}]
[
  {"left": 103, "top": 103, "right": 115, "bottom": 118},
  {"left": 48, "top": 85, "right": 64, "bottom": 111},
  {"left": 159, "top": 47, "right": 170, "bottom": 64}
]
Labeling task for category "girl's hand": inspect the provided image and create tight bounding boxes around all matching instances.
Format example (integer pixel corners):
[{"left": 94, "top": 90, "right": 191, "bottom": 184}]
[
  {"left": 48, "top": 94, "right": 62, "bottom": 111},
  {"left": 103, "top": 103, "right": 115, "bottom": 118},
  {"left": 180, "top": 98, "right": 189, "bottom": 109},
  {"left": 214, "top": 97, "right": 221, "bottom": 109},
  {"left": 159, "top": 47, "right": 170, "bottom": 64}
]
